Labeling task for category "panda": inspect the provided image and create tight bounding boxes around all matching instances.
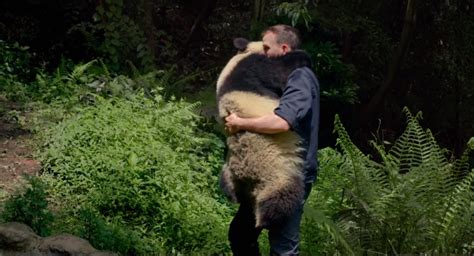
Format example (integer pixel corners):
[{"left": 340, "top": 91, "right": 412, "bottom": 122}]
[{"left": 217, "top": 37, "right": 312, "bottom": 228}]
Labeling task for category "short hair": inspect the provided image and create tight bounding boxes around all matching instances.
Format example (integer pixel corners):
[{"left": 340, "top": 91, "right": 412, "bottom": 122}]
[{"left": 262, "top": 24, "right": 301, "bottom": 49}]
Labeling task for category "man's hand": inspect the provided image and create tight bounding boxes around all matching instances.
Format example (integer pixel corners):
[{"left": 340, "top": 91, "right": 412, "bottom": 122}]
[{"left": 225, "top": 113, "right": 242, "bottom": 134}]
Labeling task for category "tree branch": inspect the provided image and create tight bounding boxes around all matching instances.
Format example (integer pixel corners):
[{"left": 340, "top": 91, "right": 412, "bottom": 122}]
[{"left": 359, "top": 0, "right": 418, "bottom": 124}]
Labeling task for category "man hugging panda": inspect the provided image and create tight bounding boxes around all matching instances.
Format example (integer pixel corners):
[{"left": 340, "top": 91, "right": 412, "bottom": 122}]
[{"left": 216, "top": 24, "right": 320, "bottom": 255}]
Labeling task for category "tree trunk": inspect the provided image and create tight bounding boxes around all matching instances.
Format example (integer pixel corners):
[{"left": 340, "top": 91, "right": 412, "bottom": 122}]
[
  {"left": 180, "top": 0, "right": 217, "bottom": 57},
  {"left": 359, "top": 0, "right": 418, "bottom": 124},
  {"left": 251, "top": 0, "right": 266, "bottom": 32},
  {"left": 341, "top": 32, "right": 353, "bottom": 62},
  {"left": 143, "top": 0, "right": 156, "bottom": 59}
]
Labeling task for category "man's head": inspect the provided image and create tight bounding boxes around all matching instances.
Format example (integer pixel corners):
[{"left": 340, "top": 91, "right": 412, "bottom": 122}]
[{"left": 262, "top": 25, "right": 301, "bottom": 57}]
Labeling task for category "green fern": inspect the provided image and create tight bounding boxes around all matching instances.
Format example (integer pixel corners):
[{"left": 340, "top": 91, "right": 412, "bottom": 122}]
[
  {"left": 332, "top": 108, "right": 473, "bottom": 254},
  {"left": 433, "top": 171, "right": 474, "bottom": 251},
  {"left": 68, "top": 60, "right": 97, "bottom": 83}
]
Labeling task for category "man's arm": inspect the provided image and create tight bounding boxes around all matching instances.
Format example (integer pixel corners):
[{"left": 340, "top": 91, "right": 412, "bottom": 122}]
[
  {"left": 225, "top": 67, "right": 315, "bottom": 135},
  {"left": 225, "top": 113, "right": 290, "bottom": 134}
]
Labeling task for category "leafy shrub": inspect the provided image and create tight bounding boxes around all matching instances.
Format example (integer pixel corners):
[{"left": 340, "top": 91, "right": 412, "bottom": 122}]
[
  {"left": 296, "top": 109, "right": 473, "bottom": 255},
  {"left": 0, "top": 40, "right": 33, "bottom": 101},
  {"left": 321, "top": 108, "right": 474, "bottom": 254},
  {"left": 304, "top": 41, "right": 359, "bottom": 104},
  {"left": 91, "top": 0, "right": 154, "bottom": 72},
  {"left": 0, "top": 53, "right": 98, "bottom": 103},
  {"left": 0, "top": 176, "right": 54, "bottom": 237},
  {"left": 32, "top": 60, "right": 99, "bottom": 103},
  {"left": 274, "top": 1, "right": 313, "bottom": 28},
  {"left": 0, "top": 40, "right": 33, "bottom": 80},
  {"left": 75, "top": 206, "right": 142, "bottom": 254},
  {"left": 38, "top": 93, "right": 231, "bottom": 254}
]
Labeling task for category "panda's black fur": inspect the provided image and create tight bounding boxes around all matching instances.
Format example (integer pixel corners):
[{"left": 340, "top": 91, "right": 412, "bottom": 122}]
[
  {"left": 217, "top": 38, "right": 312, "bottom": 228},
  {"left": 217, "top": 50, "right": 312, "bottom": 100}
]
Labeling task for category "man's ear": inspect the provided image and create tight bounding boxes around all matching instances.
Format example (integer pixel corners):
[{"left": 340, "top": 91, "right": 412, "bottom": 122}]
[{"left": 281, "top": 44, "right": 291, "bottom": 54}]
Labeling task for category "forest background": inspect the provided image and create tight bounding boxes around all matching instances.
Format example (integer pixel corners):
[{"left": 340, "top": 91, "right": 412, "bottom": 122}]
[{"left": 0, "top": 0, "right": 472, "bottom": 255}]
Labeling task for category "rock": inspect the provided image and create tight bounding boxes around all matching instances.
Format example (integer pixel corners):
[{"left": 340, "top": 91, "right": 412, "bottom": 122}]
[
  {"left": 0, "top": 222, "right": 118, "bottom": 255},
  {"left": 38, "top": 234, "right": 97, "bottom": 255},
  {"left": 0, "top": 222, "right": 40, "bottom": 250}
]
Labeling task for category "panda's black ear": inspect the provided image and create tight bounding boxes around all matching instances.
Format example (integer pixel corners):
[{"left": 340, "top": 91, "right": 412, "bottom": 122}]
[{"left": 233, "top": 37, "right": 249, "bottom": 51}]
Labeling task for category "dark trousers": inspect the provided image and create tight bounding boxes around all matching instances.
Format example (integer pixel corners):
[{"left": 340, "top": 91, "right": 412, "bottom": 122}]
[{"left": 229, "top": 182, "right": 313, "bottom": 256}]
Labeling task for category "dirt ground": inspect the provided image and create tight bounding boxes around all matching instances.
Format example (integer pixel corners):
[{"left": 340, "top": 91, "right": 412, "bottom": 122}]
[{"left": 0, "top": 97, "right": 41, "bottom": 196}]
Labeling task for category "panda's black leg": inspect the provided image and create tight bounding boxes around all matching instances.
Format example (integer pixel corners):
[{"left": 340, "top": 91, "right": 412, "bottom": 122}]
[{"left": 229, "top": 203, "right": 263, "bottom": 256}]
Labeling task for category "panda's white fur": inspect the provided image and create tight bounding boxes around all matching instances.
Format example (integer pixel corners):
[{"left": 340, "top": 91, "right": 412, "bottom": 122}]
[{"left": 217, "top": 38, "right": 309, "bottom": 228}]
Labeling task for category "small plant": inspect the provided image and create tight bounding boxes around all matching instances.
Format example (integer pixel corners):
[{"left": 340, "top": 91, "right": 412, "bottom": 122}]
[
  {"left": 0, "top": 176, "right": 54, "bottom": 237},
  {"left": 75, "top": 207, "right": 142, "bottom": 254},
  {"left": 0, "top": 40, "right": 33, "bottom": 101},
  {"left": 305, "top": 41, "right": 359, "bottom": 105}
]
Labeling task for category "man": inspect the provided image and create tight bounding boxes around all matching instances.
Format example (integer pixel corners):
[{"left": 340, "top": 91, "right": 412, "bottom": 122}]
[{"left": 224, "top": 24, "right": 320, "bottom": 255}]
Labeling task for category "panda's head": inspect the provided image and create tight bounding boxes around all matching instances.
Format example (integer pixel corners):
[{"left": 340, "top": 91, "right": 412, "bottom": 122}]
[{"left": 216, "top": 38, "right": 263, "bottom": 92}]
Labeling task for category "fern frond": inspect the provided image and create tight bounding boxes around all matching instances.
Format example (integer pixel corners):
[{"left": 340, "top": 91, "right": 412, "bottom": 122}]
[
  {"left": 304, "top": 206, "right": 355, "bottom": 255},
  {"left": 334, "top": 115, "right": 367, "bottom": 162},
  {"left": 333, "top": 109, "right": 473, "bottom": 253},
  {"left": 432, "top": 170, "right": 474, "bottom": 251},
  {"left": 68, "top": 60, "right": 97, "bottom": 82},
  {"left": 334, "top": 115, "right": 383, "bottom": 204},
  {"left": 452, "top": 137, "right": 473, "bottom": 180},
  {"left": 389, "top": 109, "right": 453, "bottom": 207},
  {"left": 389, "top": 108, "right": 426, "bottom": 173}
]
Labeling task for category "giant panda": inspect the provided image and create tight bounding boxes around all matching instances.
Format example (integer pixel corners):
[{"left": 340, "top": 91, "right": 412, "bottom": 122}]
[{"left": 217, "top": 38, "right": 312, "bottom": 228}]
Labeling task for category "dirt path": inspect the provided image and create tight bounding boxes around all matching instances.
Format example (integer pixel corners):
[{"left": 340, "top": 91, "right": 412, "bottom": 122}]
[{"left": 0, "top": 97, "right": 41, "bottom": 196}]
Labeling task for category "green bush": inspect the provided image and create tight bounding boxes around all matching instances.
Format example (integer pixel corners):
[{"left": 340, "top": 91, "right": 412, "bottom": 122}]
[
  {"left": 0, "top": 40, "right": 33, "bottom": 80},
  {"left": 91, "top": 0, "right": 155, "bottom": 72},
  {"left": 321, "top": 108, "right": 474, "bottom": 254},
  {"left": 0, "top": 176, "right": 54, "bottom": 237},
  {"left": 74, "top": 206, "right": 142, "bottom": 254},
  {"left": 297, "top": 109, "right": 473, "bottom": 255},
  {"left": 38, "top": 93, "right": 231, "bottom": 254},
  {"left": 304, "top": 41, "right": 359, "bottom": 105},
  {"left": 0, "top": 40, "right": 33, "bottom": 101}
]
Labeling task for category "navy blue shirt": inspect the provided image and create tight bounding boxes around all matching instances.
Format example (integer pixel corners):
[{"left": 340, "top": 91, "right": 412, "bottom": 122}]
[{"left": 274, "top": 67, "right": 320, "bottom": 183}]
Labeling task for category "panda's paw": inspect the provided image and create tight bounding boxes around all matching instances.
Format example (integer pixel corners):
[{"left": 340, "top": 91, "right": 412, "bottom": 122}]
[{"left": 221, "top": 186, "right": 238, "bottom": 203}]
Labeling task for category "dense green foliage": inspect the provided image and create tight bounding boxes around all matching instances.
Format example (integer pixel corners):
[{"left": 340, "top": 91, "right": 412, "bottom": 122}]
[
  {"left": 37, "top": 93, "right": 229, "bottom": 254},
  {"left": 91, "top": 0, "right": 155, "bottom": 71},
  {"left": 305, "top": 41, "right": 358, "bottom": 104},
  {"left": 61, "top": 206, "right": 142, "bottom": 254},
  {"left": 0, "top": 40, "right": 34, "bottom": 101}
]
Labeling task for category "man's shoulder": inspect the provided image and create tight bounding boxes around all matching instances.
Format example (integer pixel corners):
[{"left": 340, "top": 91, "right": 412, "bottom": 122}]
[
  {"left": 290, "top": 66, "right": 316, "bottom": 77},
  {"left": 289, "top": 67, "right": 318, "bottom": 87}
]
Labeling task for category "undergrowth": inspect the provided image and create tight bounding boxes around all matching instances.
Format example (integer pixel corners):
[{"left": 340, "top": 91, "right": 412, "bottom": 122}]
[
  {"left": 302, "top": 108, "right": 474, "bottom": 254},
  {"left": 37, "top": 93, "right": 230, "bottom": 254}
]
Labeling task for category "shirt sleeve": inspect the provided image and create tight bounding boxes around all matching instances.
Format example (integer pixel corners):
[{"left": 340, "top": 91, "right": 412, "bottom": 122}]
[{"left": 274, "top": 68, "right": 314, "bottom": 131}]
